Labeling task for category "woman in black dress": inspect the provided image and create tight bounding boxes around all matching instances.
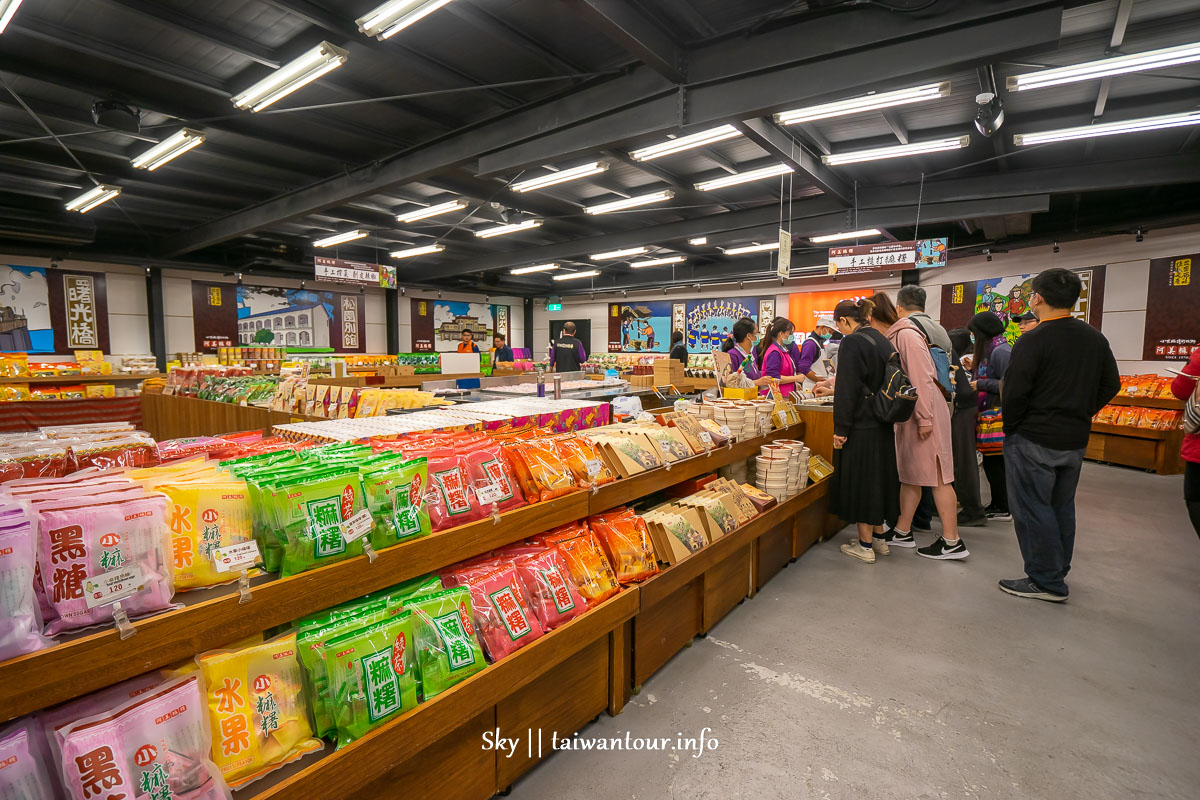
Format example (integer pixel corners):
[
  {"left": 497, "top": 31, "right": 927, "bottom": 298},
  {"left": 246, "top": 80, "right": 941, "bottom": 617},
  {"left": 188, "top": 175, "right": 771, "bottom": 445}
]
[{"left": 830, "top": 298, "right": 901, "bottom": 564}]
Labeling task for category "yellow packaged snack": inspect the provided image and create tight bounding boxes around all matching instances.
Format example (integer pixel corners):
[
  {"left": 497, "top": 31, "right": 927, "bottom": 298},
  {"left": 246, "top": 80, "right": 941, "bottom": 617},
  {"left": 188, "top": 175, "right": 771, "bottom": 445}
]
[
  {"left": 197, "top": 632, "right": 323, "bottom": 789},
  {"left": 158, "top": 479, "right": 256, "bottom": 590},
  {"left": 85, "top": 383, "right": 115, "bottom": 397}
]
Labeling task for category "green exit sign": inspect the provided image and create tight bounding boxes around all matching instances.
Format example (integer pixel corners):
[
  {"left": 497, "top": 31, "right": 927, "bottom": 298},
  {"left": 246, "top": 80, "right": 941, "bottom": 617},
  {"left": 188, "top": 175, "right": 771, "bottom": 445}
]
[{"left": 547, "top": 302, "right": 562, "bottom": 311}]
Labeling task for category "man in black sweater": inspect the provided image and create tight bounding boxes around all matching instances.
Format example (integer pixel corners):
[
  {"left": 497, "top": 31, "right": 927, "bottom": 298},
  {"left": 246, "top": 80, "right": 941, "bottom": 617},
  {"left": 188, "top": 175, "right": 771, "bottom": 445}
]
[{"left": 999, "top": 268, "right": 1120, "bottom": 603}]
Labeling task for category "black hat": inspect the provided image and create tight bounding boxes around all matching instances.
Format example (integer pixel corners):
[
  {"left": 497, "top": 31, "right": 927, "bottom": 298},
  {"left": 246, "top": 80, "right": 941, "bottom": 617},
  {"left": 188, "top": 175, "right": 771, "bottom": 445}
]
[
  {"left": 1013, "top": 311, "right": 1037, "bottom": 323},
  {"left": 969, "top": 310, "right": 1005, "bottom": 338}
]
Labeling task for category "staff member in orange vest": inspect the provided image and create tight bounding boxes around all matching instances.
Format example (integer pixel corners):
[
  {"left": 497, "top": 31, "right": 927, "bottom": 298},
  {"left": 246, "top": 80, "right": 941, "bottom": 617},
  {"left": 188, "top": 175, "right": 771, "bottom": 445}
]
[{"left": 457, "top": 330, "right": 480, "bottom": 353}]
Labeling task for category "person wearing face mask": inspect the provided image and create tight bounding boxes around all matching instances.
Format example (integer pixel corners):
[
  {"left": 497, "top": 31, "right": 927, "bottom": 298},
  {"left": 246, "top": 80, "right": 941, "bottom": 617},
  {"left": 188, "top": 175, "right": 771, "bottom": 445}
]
[
  {"left": 755, "top": 317, "right": 804, "bottom": 397},
  {"left": 789, "top": 316, "right": 836, "bottom": 385}
]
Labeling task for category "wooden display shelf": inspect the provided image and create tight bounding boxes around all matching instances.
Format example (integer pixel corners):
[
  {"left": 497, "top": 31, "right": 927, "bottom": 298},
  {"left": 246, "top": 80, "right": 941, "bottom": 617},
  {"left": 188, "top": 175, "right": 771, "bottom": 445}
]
[
  {"left": 1087, "top": 421, "right": 1185, "bottom": 474},
  {"left": 1108, "top": 394, "right": 1185, "bottom": 410},
  {"left": 140, "top": 392, "right": 324, "bottom": 440},
  {"left": 0, "top": 372, "right": 161, "bottom": 384}
]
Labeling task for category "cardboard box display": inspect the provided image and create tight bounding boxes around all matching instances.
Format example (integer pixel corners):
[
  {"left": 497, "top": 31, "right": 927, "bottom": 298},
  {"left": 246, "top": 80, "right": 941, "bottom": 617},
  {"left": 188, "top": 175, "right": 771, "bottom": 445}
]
[
  {"left": 708, "top": 478, "right": 758, "bottom": 521},
  {"left": 664, "top": 412, "right": 714, "bottom": 453},
  {"left": 740, "top": 483, "right": 778, "bottom": 512},
  {"left": 593, "top": 435, "right": 662, "bottom": 478},
  {"left": 695, "top": 490, "right": 744, "bottom": 531},
  {"left": 809, "top": 455, "right": 834, "bottom": 481},
  {"left": 639, "top": 426, "right": 694, "bottom": 462},
  {"left": 643, "top": 507, "right": 707, "bottom": 564}
]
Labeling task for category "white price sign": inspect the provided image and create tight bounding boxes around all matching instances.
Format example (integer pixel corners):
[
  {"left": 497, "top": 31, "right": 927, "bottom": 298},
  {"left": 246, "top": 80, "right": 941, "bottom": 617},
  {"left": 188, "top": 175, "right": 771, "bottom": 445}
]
[
  {"left": 339, "top": 508, "right": 374, "bottom": 543},
  {"left": 476, "top": 483, "right": 505, "bottom": 504},
  {"left": 585, "top": 458, "right": 603, "bottom": 477},
  {"left": 718, "top": 425, "right": 732, "bottom": 439},
  {"left": 84, "top": 566, "right": 145, "bottom": 610},
  {"left": 699, "top": 431, "right": 714, "bottom": 447},
  {"left": 213, "top": 541, "right": 262, "bottom": 574}
]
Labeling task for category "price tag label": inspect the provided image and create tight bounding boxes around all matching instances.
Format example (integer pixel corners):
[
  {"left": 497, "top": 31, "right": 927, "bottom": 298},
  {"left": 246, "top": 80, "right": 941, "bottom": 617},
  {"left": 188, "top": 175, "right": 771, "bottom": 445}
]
[
  {"left": 699, "top": 431, "right": 714, "bottom": 447},
  {"left": 476, "top": 483, "right": 505, "bottom": 504},
  {"left": 718, "top": 425, "right": 732, "bottom": 438},
  {"left": 84, "top": 566, "right": 145, "bottom": 610},
  {"left": 585, "top": 458, "right": 603, "bottom": 477},
  {"left": 658, "top": 439, "right": 671, "bottom": 455},
  {"left": 340, "top": 508, "right": 374, "bottom": 543},
  {"left": 213, "top": 541, "right": 262, "bottom": 574}
]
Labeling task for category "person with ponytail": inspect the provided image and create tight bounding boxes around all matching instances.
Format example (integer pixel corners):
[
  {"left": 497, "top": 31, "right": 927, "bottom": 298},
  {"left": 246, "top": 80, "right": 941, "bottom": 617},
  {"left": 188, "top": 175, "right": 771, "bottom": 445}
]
[
  {"left": 830, "top": 297, "right": 901, "bottom": 563},
  {"left": 755, "top": 317, "right": 804, "bottom": 397}
]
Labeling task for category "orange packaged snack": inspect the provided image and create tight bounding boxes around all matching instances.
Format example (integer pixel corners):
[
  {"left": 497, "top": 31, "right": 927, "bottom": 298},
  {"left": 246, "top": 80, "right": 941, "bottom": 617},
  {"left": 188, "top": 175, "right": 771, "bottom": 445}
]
[
  {"left": 588, "top": 508, "right": 658, "bottom": 584},
  {"left": 554, "top": 436, "right": 616, "bottom": 488},
  {"left": 544, "top": 528, "right": 619, "bottom": 605},
  {"left": 1094, "top": 405, "right": 1120, "bottom": 425},
  {"left": 504, "top": 440, "right": 576, "bottom": 502}
]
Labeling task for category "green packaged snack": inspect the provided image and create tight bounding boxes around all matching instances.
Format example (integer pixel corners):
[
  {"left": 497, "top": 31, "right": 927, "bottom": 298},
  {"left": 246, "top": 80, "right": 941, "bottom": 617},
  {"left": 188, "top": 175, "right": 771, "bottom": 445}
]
[
  {"left": 323, "top": 613, "right": 419, "bottom": 746},
  {"left": 362, "top": 457, "right": 432, "bottom": 550},
  {"left": 407, "top": 587, "right": 486, "bottom": 699},
  {"left": 280, "top": 470, "right": 367, "bottom": 576},
  {"left": 245, "top": 463, "right": 340, "bottom": 572},
  {"left": 297, "top": 602, "right": 390, "bottom": 739}
]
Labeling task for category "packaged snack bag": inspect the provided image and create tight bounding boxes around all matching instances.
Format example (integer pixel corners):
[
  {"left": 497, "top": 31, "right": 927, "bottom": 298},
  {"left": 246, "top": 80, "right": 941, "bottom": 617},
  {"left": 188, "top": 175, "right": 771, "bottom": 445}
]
[
  {"left": 554, "top": 436, "right": 616, "bottom": 488},
  {"left": 0, "top": 717, "right": 58, "bottom": 800},
  {"left": 195, "top": 634, "right": 322, "bottom": 788},
  {"left": 426, "top": 454, "right": 484, "bottom": 531},
  {"left": 0, "top": 508, "right": 51, "bottom": 662},
  {"left": 545, "top": 530, "right": 620, "bottom": 606},
  {"left": 323, "top": 613, "right": 419, "bottom": 747},
  {"left": 156, "top": 481, "right": 255, "bottom": 591},
  {"left": 513, "top": 547, "right": 586, "bottom": 630},
  {"left": 1115, "top": 407, "right": 1143, "bottom": 427},
  {"left": 406, "top": 587, "right": 486, "bottom": 698},
  {"left": 505, "top": 442, "right": 576, "bottom": 502},
  {"left": 57, "top": 675, "right": 230, "bottom": 800},
  {"left": 36, "top": 494, "right": 174, "bottom": 636},
  {"left": 296, "top": 603, "right": 390, "bottom": 740},
  {"left": 463, "top": 565, "right": 545, "bottom": 662},
  {"left": 462, "top": 446, "right": 525, "bottom": 514},
  {"left": 588, "top": 509, "right": 659, "bottom": 584},
  {"left": 361, "top": 457, "right": 431, "bottom": 550},
  {"left": 279, "top": 471, "right": 366, "bottom": 577}
]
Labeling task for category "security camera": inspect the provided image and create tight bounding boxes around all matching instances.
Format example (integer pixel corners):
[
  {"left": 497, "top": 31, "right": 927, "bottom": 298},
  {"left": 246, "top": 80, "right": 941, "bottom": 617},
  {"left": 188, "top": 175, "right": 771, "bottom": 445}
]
[
  {"left": 400, "top": 287, "right": 405, "bottom": 296},
  {"left": 1136, "top": 228, "right": 1144, "bottom": 242},
  {"left": 1053, "top": 241, "right": 1060, "bottom": 253},
  {"left": 974, "top": 92, "right": 1005, "bottom": 137},
  {"left": 985, "top": 249, "right": 992, "bottom": 262}
]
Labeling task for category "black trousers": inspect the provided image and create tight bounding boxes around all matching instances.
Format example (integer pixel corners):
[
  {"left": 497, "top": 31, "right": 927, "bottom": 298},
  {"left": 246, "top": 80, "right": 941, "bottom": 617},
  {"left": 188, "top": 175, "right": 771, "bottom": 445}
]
[
  {"left": 982, "top": 453, "right": 1008, "bottom": 512},
  {"left": 1186, "top": 460, "right": 1200, "bottom": 539}
]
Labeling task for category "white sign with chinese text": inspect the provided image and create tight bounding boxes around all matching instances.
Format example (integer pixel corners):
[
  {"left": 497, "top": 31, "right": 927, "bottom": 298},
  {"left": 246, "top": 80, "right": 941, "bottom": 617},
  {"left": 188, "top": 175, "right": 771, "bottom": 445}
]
[{"left": 64, "top": 274, "right": 99, "bottom": 349}]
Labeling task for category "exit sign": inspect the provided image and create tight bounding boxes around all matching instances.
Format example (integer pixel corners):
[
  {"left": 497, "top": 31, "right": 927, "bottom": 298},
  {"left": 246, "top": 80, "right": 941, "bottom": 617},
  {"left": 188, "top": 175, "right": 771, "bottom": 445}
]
[{"left": 547, "top": 302, "right": 562, "bottom": 311}]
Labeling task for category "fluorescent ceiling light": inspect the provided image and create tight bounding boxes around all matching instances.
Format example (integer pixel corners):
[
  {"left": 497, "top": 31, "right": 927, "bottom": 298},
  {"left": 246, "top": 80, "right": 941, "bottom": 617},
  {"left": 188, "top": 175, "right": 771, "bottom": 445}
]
[
  {"left": 695, "top": 163, "right": 793, "bottom": 191},
  {"left": 0, "top": 0, "right": 24, "bottom": 35},
  {"left": 809, "top": 228, "right": 883, "bottom": 243},
  {"left": 475, "top": 219, "right": 543, "bottom": 238},
  {"left": 512, "top": 162, "right": 608, "bottom": 193},
  {"left": 396, "top": 199, "right": 466, "bottom": 222},
  {"left": 130, "top": 128, "right": 206, "bottom": 171},
  {"left": 585, "top": 190, "right": 673, "bottom": 215},
  {"left": 232, "top": 42, "right": 348, "bottom": 111},
  {"left": 822, "top": 135, "right": 969, "bottom": 166},
  {"left": 630, "top": 125, "right": 741, "bottom": 161},
  {"left": 314, "top": 230, "right": 368, "bottom": 248},
  {"left": 723, "top": 242, "right": 779, "bottom": 256},
  {"left": 552, "top": 270, "right": 600, "bottom": 281},
  {"left": 65, "top": 184, "right": 121, "bottom": 213},
  {"left": 688, "top": 237, "right": 707, "bottom": 246},
  {"left": 390, "top": 244, "right": 444, "bottom": 259},
  {"left": 775, "top": 82, "right": 951, "bottom": 126},
  {"left": 357, "top": 0, "right": 455, "bottom": 39},
  {"left": 590, "top": 246, "right": 648, "bottom": 261},
  {"left": 1007, "top": 41, "right": 1200, "bottom": 92},
  {"left": 1013, "top": 110, "right": 1200, "bottom": 146},
  {"left": 510, "top": 263, "right": 559, "bottom": 275},
  {"left": 631, "top": 255, "right": 686, "bottom": 268}
]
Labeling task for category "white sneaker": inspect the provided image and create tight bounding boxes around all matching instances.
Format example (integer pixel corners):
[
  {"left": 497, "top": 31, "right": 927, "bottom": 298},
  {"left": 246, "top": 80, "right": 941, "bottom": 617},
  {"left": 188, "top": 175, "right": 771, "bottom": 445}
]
[
  {"left": 850, "top": 536, "right": 890, "bottom": 556},
  {"left": 840, "top": 542, "right": 875, "bottom": 563}
]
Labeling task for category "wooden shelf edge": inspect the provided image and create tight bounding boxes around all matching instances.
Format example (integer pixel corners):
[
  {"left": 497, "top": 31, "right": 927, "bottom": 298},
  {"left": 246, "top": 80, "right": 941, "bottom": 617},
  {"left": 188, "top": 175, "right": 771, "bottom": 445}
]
[
  {"left": 0, "top": 373, "right": 162, "bottom": 385},
  {"left": 1108, "top": 394, "right": 1185, "bottom": 410},
  {"left": 1090, "top": 422, "right": 1175, "bottom": 440},
  {"left": 254, "top": 589, "right": 639, "bottom": 800}
]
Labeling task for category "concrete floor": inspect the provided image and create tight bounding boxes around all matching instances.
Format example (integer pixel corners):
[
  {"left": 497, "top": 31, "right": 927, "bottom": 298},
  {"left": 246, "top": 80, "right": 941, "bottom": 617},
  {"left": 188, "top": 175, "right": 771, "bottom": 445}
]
[{"left": 512, "top": 463, "right": 1200, "bottom": 799}]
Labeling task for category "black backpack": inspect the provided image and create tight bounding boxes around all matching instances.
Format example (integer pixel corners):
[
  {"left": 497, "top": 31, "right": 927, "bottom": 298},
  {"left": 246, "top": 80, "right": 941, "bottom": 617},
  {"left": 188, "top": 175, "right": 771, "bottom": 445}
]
[{"left": 864, "top": 334, "right": 918, "bottom": 424}]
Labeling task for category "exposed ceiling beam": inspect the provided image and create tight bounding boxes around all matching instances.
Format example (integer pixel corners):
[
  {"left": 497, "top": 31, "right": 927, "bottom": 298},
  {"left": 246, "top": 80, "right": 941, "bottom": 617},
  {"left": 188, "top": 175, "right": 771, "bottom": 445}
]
[
  {"left": 795, "top": 124, "right": 832, "bottom": 156},
  {"left": 569, "top": 0, "right": 685, "bottom": 83},
  {"left": 881, "top": 109, "right": 910, "bottom": 144},
  {"left": 699, "top": 147, "right": 740, "bottom": 174},
  {"left": 442, "top": 3, "right": 585, "bottom": 74},
  {"left": 92, "top": 0, "right": 282, "bottom": 68},
  {"left": 1092, "top": 0, "right": 1134, "bottom": 119},
  {"left": 734, "top": 118, "right": 853, "bottom": 205},
  {"left": 602, "top": 149, "right": 745, "bottom": 213}
]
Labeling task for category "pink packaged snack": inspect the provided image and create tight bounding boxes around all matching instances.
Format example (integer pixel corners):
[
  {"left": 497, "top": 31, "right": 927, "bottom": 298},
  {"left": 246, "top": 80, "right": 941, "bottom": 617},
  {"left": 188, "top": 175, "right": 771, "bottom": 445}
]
[
  {"left": 464, "top": 564, "right": 545, "bottom": 662},
  {"left": 1, "top": 717, "right": 59, "bottom": 800},
  {"left": 36, "top": 494, "right": 174, "bottom": 637},
  {"left": 0, "top": 506, "right": 50, "bottom": 663},
  {"left": 462, "top": 446, "right": 525, "bottom": 514},
  {"left": 426, "top": 452, "right": 485, "bottom": 531},
  {"left": 513, "top": 547, "right": 587, "bottom": 630},
  {"left": 57, "top": 675, "right": 231, "bottom": 800}
]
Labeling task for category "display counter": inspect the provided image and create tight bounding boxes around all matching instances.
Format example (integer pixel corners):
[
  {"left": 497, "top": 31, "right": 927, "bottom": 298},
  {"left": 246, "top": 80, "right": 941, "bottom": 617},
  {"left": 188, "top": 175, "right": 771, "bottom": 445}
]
[
  {"left": 1087, "top": 394, "right": 1186, "bottom": 474},
  {"left": 140, "top": 392, "right": 323, "bottom": 440}
]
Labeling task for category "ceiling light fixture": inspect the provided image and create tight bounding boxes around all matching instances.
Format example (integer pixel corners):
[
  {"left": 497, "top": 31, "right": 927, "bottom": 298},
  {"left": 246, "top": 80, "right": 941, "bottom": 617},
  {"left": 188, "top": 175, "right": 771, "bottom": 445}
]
[
  {"left": 809, "top": 228, "right": 883, "bottom": 243},
  {"left": 694, "top": 163, "right": 793, "bottom": 191},
  {"left": 590, "top": 246, "right": 649, "bottom": 261},
  {"left": 130, "top": 128, "right": 206, "bottom": 170},
  {"left": 474, "top": 219, "right": 543, "bottom": 238},
  {"left": 822, "top": 135, "right": 970, "bottom": 166},
  {"left": 396, "top": 199, "right": 467, "bottom": 223},
  {"left": 688, "top": 237, "right": 707, "bottom": 246},
  {"left": 723, "top": 242, "right": 780, "bottom": 255},
  {"left": 552, "top": 270, "right": 600, "bottom": 281},
  {"left": 629, "top": 125, "right": 741, "bottom": 161},
  {"left": 314, "top": 230, "right": 368, "bottom": 248},
  {"left": 232, "top": 42, "right": 348, "bottom": 111},
  {"left": 511, "top": 162, "right": 608, "bottom": 193},
  {"left": 1007, "top": 41, "right": 1200, "bottom": 92},
  {"left": 0, "top": 0, "right": 24, "bottom": 35},
  {"left": 357, "top": 0, "right": 456, "bottom": 39},
  {"left": 585, "top": 190, "right": 674, "bottom": 215},
  {"left": 774, "top": 81, "right": 951, "bottom": 126},
  {"left": 510, "top": 263, "right": 559, "bottom": 275},
  {"left": 390, "top": 244, "right": 444, "bottom": 259},
  {"left": 631, "top": 255, "right": 686, "bottom": 268},
  {"left": 1013, "top": 110, "right": 1200, "bottom": 146},
  {"left": 65, "top": 184, "right": 121, "bottom": 213}
]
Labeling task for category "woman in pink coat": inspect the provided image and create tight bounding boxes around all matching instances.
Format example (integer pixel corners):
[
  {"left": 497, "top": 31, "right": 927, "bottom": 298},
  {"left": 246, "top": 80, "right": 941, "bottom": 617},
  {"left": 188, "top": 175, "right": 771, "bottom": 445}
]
[{"left": 870, "top": 293, "right": 968, "bottom": 560}]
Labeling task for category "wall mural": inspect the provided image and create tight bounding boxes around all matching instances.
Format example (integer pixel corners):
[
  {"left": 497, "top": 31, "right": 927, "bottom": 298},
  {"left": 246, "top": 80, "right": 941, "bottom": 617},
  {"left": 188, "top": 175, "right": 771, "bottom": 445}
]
[
  {"left": 607, "top": 301, "right": 671, "bottom": 353},
  {"left": 192, "top": 281, "right": 365, "bottom": 353},
  {"left": 939, "top": 266, "right": 1105, "bottom": 344},
  {"left": 0, "top": 265, "right": 109, "bottom": 354},
  {"left": 410, "top": 298, "right": 505, "bottom": 352}
]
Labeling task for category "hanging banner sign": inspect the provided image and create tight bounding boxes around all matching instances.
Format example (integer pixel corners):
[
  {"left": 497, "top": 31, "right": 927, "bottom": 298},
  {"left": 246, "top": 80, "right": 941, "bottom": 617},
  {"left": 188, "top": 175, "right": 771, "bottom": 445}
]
[
  {"left": 777, "top": 229, "right": 792, "bottom": 279},
  {"left": 314, "top": 257, "right": 383, "bottom": 286},
  {"left": 827, "top": 237, "right": 948, "bottom": 276}
]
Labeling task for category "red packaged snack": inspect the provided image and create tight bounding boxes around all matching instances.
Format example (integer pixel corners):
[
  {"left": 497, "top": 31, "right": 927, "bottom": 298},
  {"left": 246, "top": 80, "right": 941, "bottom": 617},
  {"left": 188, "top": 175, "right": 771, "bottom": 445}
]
[
  {"left": 588, "top": 508, "right": 659, "bottom": 584},
  {"left": 426, "top": 451, "right": 486, "bottom": 530},
  {"left": 463, "top": 564, "right": 545, "bottom": 661},
  {"left": 514, "top": 546, "right": 587, "bottom": 630},
  {"left": 462, "top": 445, "right": 525, "bottom": 514}
]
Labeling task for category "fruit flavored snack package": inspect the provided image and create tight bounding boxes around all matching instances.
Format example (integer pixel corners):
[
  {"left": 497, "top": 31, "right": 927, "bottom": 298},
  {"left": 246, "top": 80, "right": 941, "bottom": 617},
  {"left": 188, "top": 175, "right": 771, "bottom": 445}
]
[
  {"left": 360, "top": 457, "right": 431, "bottom": 550},
  {"left": 0, "top": 503, "right": 50, "bottom": 661},
  {"left": 156, "top": 481, "right": 255, "bottom": 591},
  {"left": 425, "top": 451, "right": 486, "bottom": 531},
  {"left": 587, "top": 508, "right": 659, "bottom": 585},
  {"left": 461, "top": 446, "right": 525, "bottom": 514},
  {"left": 0, "top": 717, "right": 59, "bottom": 800},
  {"left": 278, "top": 470, "right": 367, "bottom": 577}
]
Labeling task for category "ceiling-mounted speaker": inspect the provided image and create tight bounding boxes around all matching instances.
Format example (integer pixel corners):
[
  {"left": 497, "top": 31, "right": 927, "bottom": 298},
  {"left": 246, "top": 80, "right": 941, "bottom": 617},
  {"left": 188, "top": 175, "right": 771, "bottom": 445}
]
[{"left": 91, "top": 101, "right": 141, "bottom": 133}]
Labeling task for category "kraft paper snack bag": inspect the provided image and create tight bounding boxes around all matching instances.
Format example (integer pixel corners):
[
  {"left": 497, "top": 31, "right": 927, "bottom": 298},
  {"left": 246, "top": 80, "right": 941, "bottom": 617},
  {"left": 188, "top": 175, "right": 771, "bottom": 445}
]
[
  {"left": 513, "top": 547, "right": 586, "bottom": 630},
  {"left": 407, "top": 587, "right": 486, "bottom": 698},
  {"left": 279, "top": 471, "right": 367, "bottom": 577},
  {"left": 196, "top": 634, "right": 322, "bottom": 789},
  {"left": 0, "top": 508, "right": 51, "bottom": 662},
  {"left": 323, "top": 613, "right": 419, "bottom": 747},
  {"left": 0, "top": 717, "right": 59, "bottom": 800},
  {"left": 36, "top": 493, "right": 174, "bottom": 636},
  {"left": 463, "top": 565, "right": 545, "bottom": 662},
  {"left": 361, "top": 457, "right": 431, "bottom": 550},
  {"left": 56, "top": 675, "right": 230, "bottom": 800},
  {"left": 156, "top": 481, "right": 256, "bottom": 591}
]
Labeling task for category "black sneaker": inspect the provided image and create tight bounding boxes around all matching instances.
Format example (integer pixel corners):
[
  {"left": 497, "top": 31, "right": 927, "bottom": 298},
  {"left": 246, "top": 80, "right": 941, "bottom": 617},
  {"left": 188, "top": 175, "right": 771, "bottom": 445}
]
[
  {"left": 998, "top": 577, "right": 1067, "bottom": 603},
  {"left": 917, "top": 536, "right": 969, "bottom": 560},
  {"left": 881, "top": 527, "right": 916, "bottom": 548},
  {"left": 985, "top": 506, "right": 1012, "bottom": 521},
  {"left": 957, "top": 512, "right": 988, "bottom": 528}
]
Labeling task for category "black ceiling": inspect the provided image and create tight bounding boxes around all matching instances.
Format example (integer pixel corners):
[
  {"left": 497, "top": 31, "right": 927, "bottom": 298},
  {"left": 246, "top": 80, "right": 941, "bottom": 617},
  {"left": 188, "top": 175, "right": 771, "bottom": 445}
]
[{"left": 0, "top": 0, "right": 1198, "bottom": 295}]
